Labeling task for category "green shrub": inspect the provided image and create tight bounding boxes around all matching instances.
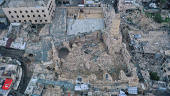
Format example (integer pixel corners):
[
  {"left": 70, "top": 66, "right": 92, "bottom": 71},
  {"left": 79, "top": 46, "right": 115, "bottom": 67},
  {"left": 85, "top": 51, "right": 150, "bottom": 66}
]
[
  {"left": 163, "top": 16, "right": 170, "bottom": 22},
  {"left": 154, "top": 13, "right": 162, "bottom": 23},
  {"left": 149, "top": 71, "right": 160, "bottom": 81}
]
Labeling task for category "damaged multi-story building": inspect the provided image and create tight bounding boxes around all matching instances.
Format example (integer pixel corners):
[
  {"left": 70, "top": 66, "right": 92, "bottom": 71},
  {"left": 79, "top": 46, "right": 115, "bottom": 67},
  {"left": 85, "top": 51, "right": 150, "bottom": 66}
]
[{"left": 2, "top": 0, "right": 55, "bottom": 24}]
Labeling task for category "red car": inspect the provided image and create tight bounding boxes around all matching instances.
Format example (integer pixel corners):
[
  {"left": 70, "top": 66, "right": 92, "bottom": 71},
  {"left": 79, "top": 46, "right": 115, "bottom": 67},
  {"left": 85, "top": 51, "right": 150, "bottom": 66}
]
[{"left": 2, "top": 79, "right": 13, "bottom": 90}]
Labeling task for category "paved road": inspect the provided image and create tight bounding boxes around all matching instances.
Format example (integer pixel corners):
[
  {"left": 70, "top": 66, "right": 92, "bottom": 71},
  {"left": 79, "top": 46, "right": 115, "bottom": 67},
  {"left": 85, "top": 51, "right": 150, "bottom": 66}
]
[
  {"left": 19, "top": 58, "right": 32, "bottom": 94},
  {"left": 0, "top": 47, "right": 24, "bottom": 59}
]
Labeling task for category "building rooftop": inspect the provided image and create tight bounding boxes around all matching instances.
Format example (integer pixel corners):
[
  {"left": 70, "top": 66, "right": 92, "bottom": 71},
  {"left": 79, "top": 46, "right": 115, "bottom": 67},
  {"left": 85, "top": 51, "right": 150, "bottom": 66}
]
[
  {"left": 0, "top": 64, "right": 17, "bottom": 78},
  {"left": 0, "top": 23, "right": 26, "bottom": 50},
  {"left": 0, "top": 57, "right": 22, "bottom": 96},
  {"left": 0, "top": 89, "right": 10, "bottom": 96},
  {"left": 25, "top": 77, "right": 74, "bottom": 95},
  {"left": 6, "top": 0, "right": 49, "bottom": 8}
]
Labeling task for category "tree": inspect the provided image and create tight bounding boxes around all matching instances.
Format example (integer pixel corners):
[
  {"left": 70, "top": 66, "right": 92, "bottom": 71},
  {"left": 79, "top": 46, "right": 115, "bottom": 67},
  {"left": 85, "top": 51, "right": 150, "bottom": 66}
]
[
  {"left": 149, "top": 71, "right": 160, "bottom": 81},
  {"left": 154, "top": 13, "right": 162, "bottom": 23}
]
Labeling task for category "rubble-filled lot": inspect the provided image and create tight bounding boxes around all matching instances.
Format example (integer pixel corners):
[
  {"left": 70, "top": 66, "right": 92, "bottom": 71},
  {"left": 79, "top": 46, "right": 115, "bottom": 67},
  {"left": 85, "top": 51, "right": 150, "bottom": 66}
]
[
  {"left": 120, "top": 10, "right": 170, "bottom": 91},
  {"left": 121, "top": 10, "right": 166, "bottom": 33},
  {"left": 59, "top": 39, "right": 128, "bottom": 81},
  {"left": 128, "top": 30, "right": 170, "bottom": 53}
]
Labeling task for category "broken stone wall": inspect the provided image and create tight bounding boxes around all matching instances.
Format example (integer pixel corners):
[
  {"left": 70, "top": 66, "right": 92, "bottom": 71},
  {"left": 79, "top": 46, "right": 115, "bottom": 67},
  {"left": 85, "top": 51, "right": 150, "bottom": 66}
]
[
  {"left": 54, "top": 31, "right": 101, "bottom": 70},
  {"left": 119, "top": 43, "right": 139, "bottom": 86},
  {"left": 121, "top": 43, "right": 131, "bottom": 65},
  {"left": 102, "top": 7, "right": 122, "bottom": 55},
  {"left": 101, "top": 33, "right": 122, "bottom": 54},
  {"left": 103, "top": 7, "right": 115, "bottom": 30},
  {"left": 110, "top": 14, "right": 120, "bottom": 37},
  {"left": 119, "top": 67, "right": 139, "bottom": 87}
]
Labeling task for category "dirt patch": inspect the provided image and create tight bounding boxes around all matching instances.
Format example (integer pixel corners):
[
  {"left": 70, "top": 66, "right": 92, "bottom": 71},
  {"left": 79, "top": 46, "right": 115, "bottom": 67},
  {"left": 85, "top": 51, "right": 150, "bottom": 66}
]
[
  {"left": 85, "top": 13, "right": 103, "bottom": 18},
  {"left": 78, "top": 13, "right": 85, "bottom": 19}
]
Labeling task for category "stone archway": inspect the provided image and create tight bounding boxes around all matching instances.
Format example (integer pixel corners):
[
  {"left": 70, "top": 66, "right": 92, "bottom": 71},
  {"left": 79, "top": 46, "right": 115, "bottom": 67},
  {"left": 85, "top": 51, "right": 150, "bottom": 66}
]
[{"left": 28, "top": 53, "right": 34, "bottom": 57}]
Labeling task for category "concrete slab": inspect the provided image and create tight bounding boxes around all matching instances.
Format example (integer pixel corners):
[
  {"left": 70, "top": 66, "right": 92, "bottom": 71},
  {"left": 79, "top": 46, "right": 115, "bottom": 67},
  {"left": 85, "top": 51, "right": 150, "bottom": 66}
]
[
  {"left": 50, "top": 8, "right": 66, "bottom": 37},
  {"left": 50, "top": 8, "right": 104, "bottom": 47},
  {"left": 67, "top": 18, "right": 105, "bottom": 35},
  {"left": 25, "top": 36, "right": 53, "bottom": 62}
]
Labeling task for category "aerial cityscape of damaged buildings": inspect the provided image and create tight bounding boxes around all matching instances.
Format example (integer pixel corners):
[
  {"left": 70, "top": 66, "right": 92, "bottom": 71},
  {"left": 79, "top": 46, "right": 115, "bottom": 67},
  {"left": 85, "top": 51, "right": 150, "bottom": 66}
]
[{"left": 0, "top": 0, "right": 170, "bottom": 96}]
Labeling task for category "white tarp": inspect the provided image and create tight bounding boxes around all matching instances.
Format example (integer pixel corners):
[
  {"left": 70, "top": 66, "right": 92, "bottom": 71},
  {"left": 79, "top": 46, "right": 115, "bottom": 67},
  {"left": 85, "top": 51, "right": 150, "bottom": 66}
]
[
  {"left": 128, "top": 87, "right": 137, "bottom": 94},
  {"left": 86, "top": 1, "right": 93, "bottom": 4},
  {"left": 75, "top": 83, "right": 89, "bottom": 91}
]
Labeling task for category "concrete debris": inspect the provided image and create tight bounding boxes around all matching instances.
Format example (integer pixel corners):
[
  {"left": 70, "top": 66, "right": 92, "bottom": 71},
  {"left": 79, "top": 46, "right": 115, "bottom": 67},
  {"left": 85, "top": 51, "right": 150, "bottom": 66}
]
[
  {"left": 129, "top": 30, "right": 170, "bottom": 53},
  {"left": 118, "top": 0, "right": 141, "bottom": 12},
  {"left": 85, "top": 62, "right": 90, "bottom": 70},
  {"left": 1, "top": 0, "right": 169, "bottom": 95},
  {"left": 165, "top": 50, "right": 170, "bottom": 56}
]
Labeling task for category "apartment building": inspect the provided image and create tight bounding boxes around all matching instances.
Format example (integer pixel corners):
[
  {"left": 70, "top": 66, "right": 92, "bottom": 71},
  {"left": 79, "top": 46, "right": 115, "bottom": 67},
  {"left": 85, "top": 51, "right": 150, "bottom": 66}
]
[{"left": 2, "top": 0, "right": 55, "bottom": 24}]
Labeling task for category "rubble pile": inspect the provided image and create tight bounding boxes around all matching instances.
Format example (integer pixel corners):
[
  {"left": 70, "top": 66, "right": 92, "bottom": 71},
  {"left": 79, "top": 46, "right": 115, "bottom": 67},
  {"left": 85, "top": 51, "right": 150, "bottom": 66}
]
[{"left": 56, "top": 31, "right": 135, "bottom": 82}]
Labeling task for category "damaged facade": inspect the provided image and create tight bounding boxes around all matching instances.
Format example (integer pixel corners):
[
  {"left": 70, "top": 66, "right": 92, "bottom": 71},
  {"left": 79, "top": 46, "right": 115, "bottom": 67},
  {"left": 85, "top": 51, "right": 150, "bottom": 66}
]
[{"left": 2, "top": 0, "right": 55, "bottom": 24}]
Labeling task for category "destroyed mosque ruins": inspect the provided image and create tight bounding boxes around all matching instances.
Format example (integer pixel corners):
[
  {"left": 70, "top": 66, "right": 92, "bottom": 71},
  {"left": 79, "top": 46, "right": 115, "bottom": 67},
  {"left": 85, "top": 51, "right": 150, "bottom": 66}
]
[{"left": 0, "top": 0, "right": 170, "bottom": 95}]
